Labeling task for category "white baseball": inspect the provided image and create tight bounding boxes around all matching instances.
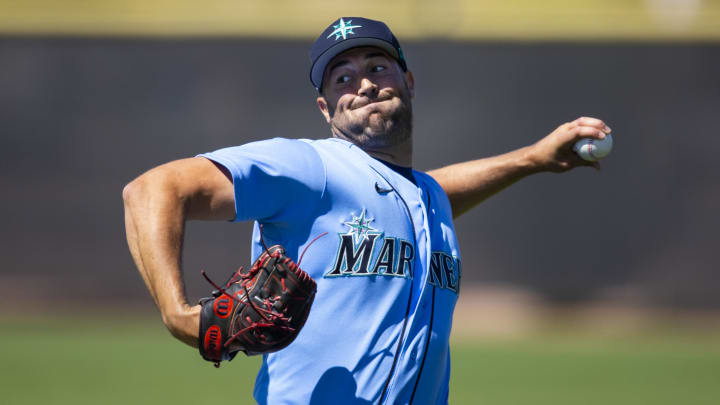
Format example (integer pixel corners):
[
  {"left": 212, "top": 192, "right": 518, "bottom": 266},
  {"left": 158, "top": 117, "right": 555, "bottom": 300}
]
[{"left": 573, "top": 133, "right": 613, "bottom": 162}]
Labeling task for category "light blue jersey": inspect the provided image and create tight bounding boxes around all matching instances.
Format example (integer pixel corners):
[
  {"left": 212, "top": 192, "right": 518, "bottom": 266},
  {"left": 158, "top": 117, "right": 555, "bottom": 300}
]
[{"left": 200, "top": 137, "right": 461, "bottom": 405}]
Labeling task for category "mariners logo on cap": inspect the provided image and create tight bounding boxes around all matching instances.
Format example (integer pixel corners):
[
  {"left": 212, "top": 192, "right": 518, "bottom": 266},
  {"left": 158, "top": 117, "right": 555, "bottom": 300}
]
[{"left": 327, "top": 18, "right": 362, "bottom": 40}]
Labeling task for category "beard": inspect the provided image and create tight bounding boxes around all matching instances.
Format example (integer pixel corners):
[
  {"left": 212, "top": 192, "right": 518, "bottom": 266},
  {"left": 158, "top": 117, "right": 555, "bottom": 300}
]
[{"left": 328, "top": 95, "right": 413, "bottom": 149}]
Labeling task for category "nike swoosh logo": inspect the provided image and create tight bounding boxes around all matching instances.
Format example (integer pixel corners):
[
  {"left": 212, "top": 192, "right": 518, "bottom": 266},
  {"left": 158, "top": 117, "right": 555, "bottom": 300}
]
[{"left": 375, "top": 182, "right": 393, "bottom": 194}]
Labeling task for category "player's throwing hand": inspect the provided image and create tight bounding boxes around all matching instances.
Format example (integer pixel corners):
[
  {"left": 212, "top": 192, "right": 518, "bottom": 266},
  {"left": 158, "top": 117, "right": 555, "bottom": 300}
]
[{"left": 530, "top": 116, "right": 612, "bottom": 172}]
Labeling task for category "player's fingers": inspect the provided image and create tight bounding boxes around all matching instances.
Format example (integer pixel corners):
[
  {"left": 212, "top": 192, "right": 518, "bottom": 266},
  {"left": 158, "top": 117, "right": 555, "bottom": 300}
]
[
  {"left": 572, "top": 116, "right": 604, "bottom": 128},
  {"left": 569, "top": 125, "right": 607, "bottom": 140},
  {"left": 573, "top": 116, "right": 611, "bottom": 133}
]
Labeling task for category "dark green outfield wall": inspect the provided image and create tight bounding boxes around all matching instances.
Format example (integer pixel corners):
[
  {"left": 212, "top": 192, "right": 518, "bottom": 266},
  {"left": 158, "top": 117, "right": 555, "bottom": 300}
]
[{"left": 1, "top": 38, "right": 718, "bottom": 307}]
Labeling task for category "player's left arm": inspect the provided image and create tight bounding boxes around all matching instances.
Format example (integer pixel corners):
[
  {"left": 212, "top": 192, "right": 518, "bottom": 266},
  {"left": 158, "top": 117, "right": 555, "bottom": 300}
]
[{"left": 428, "top": 117, "right": 611, "bottom": 218}]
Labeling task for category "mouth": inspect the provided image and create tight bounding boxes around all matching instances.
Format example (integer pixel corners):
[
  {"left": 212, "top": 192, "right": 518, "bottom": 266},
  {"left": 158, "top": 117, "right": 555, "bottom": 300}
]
[{"left": 350, "top": 97, "right": 393, "bottom": 110}]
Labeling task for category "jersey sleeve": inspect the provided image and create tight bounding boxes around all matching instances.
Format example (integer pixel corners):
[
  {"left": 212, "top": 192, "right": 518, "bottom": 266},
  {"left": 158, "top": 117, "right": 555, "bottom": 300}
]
[{"left": 198, "top": 138, "right": 326, "bottom": 224}]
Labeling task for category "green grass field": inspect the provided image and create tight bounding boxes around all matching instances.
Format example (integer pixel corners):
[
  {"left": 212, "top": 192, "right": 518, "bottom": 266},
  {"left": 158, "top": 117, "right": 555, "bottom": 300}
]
[{"left": 2, "top": 316, "right": 720, "bottom": 404}]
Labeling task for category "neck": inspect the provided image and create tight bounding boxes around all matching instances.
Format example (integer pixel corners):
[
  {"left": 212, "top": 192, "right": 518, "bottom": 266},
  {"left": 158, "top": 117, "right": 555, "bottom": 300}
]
[
  {"left": 330, "top": 128, "right": 413, "bottom": 167},
  {"left": 364, "top": 140, "right": 413, "bottom": 167}
]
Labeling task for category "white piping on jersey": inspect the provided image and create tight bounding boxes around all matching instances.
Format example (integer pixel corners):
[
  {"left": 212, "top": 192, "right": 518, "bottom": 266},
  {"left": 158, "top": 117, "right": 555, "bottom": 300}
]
[{"left": 369, "top": 166, "right": 418, "bottom": 405}]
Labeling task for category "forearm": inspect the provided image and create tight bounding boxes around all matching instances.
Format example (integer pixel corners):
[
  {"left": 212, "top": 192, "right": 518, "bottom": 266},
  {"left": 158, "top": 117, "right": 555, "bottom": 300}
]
[
  {"left": 429, "top": 117, "right": 611, "bottom": 218},
  {"left": 124, "top": 207, "right": 159, "bottom": 305},
  {"left": 123, "top": 173, "right": 199, "bottom": 347},
  {"left": 428, "top": 146, "right": 540, "bottom": 218}
]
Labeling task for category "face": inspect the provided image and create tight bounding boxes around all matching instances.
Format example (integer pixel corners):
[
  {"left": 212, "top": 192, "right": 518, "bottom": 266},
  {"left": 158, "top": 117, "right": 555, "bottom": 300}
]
[{"left": 317, "top": 47, "right": 415, "bottom": 150}]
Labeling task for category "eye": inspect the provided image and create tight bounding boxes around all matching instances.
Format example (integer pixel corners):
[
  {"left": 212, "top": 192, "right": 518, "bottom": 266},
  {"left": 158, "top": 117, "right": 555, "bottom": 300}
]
[
  {"left": 371, "top": 65, "right": 386, "bottom": 73},
  {"left": 335, "top": 74, "right": 351, "bottom": 84}
]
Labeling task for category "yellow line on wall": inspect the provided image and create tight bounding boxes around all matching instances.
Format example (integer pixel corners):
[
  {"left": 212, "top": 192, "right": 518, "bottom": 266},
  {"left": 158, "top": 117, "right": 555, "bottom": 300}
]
[{"left": 1, "top": 0, "right": 719, "bottom": 40}]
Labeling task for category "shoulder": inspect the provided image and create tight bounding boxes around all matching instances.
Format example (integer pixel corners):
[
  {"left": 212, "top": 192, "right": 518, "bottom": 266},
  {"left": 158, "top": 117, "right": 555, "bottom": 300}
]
[
  {"left": 300, "top": 137, "right": 355, "bottom": 153},
  {"left": 236, "top": 137, "right": 322, "bottom": 155},
  {"left": 414, "top": 170, "right": 452, "bottom": 206},
  {"left": 197, "top": 138, "right": 329, "bottom": 194},
  {"left": 201, "top": 137, "right": 324, "bottom": 169},
  {"left": 413, "top": 170, "right": 444, "bottom": 192},
  {"left": 246, "top": 137, "right": 357, "bottom": 162}
]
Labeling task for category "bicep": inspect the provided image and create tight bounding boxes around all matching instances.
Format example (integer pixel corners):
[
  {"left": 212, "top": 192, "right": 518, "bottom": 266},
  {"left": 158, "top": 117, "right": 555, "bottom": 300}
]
[{"left": 142, "top": 157, "right": 235, "bottom": 221}]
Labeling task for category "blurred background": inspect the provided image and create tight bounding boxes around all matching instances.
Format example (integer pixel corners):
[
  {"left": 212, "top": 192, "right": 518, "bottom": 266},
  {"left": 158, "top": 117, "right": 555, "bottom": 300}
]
[{"left": 1, "top": 1, "right": 719, "bottom": 404}]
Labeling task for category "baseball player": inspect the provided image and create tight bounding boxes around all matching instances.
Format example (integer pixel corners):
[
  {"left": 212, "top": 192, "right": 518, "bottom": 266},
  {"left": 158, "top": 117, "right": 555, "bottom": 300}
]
[{"left": 123, "top": 17, "right": 611, "bottom": 404}]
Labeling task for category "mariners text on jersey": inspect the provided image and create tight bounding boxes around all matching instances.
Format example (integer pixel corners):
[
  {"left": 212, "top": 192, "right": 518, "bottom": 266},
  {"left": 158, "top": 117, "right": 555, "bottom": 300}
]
[{"left": 325, "top": 207, "right": 461, "bottom": 294}]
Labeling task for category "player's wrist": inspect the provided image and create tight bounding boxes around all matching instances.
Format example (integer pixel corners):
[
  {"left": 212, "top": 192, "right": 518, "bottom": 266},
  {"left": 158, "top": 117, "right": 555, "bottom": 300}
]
[
  {"left": 517, "top": 144, "right": 548, "bottom": 174},
  {"left": 162, "top": 304, "right": 201, "bottom": 347}
]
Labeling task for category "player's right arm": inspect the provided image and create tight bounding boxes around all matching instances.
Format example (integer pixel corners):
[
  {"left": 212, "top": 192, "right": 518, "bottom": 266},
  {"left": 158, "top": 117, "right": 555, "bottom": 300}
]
[{"left": 122, "top": 157, "right": 235, "bottom": 347}]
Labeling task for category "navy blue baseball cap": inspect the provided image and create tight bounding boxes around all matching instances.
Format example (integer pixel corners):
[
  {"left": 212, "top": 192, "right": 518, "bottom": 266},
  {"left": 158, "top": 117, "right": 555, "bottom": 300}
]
[{"left": 309, "top": 17, "right": 408, "bottom": 91}]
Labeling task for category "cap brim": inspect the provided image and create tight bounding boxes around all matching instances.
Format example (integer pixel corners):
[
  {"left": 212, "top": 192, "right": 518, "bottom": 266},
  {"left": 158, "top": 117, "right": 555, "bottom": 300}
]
[{"left": 310, "top": 37, "right": 401, "bottom": 91}]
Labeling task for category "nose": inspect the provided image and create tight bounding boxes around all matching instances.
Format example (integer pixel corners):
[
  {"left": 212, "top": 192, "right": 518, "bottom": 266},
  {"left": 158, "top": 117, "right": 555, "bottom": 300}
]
[{"left": 358, "top": 78, "right": 379, "bottom": 99}]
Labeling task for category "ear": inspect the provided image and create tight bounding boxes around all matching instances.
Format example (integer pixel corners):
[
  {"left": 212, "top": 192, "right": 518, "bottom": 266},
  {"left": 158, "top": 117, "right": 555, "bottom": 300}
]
[
  {"left": 317, "top": 96, "right": 331, "bottom": 123},
  {"left": 404, "top": 70, "right": 415, "bottom": 98}
]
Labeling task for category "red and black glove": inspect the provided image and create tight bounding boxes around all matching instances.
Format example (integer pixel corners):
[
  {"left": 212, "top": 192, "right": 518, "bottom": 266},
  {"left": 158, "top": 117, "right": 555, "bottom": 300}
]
[{"left": 198, "top": 245, "right": 317, "bottom": 367}]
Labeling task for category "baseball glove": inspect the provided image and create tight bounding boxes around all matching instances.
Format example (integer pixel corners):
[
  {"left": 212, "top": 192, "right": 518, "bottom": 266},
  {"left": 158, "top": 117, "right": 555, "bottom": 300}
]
[{"left": 198, "top": 244, "right": 317, "bottom": 367}]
